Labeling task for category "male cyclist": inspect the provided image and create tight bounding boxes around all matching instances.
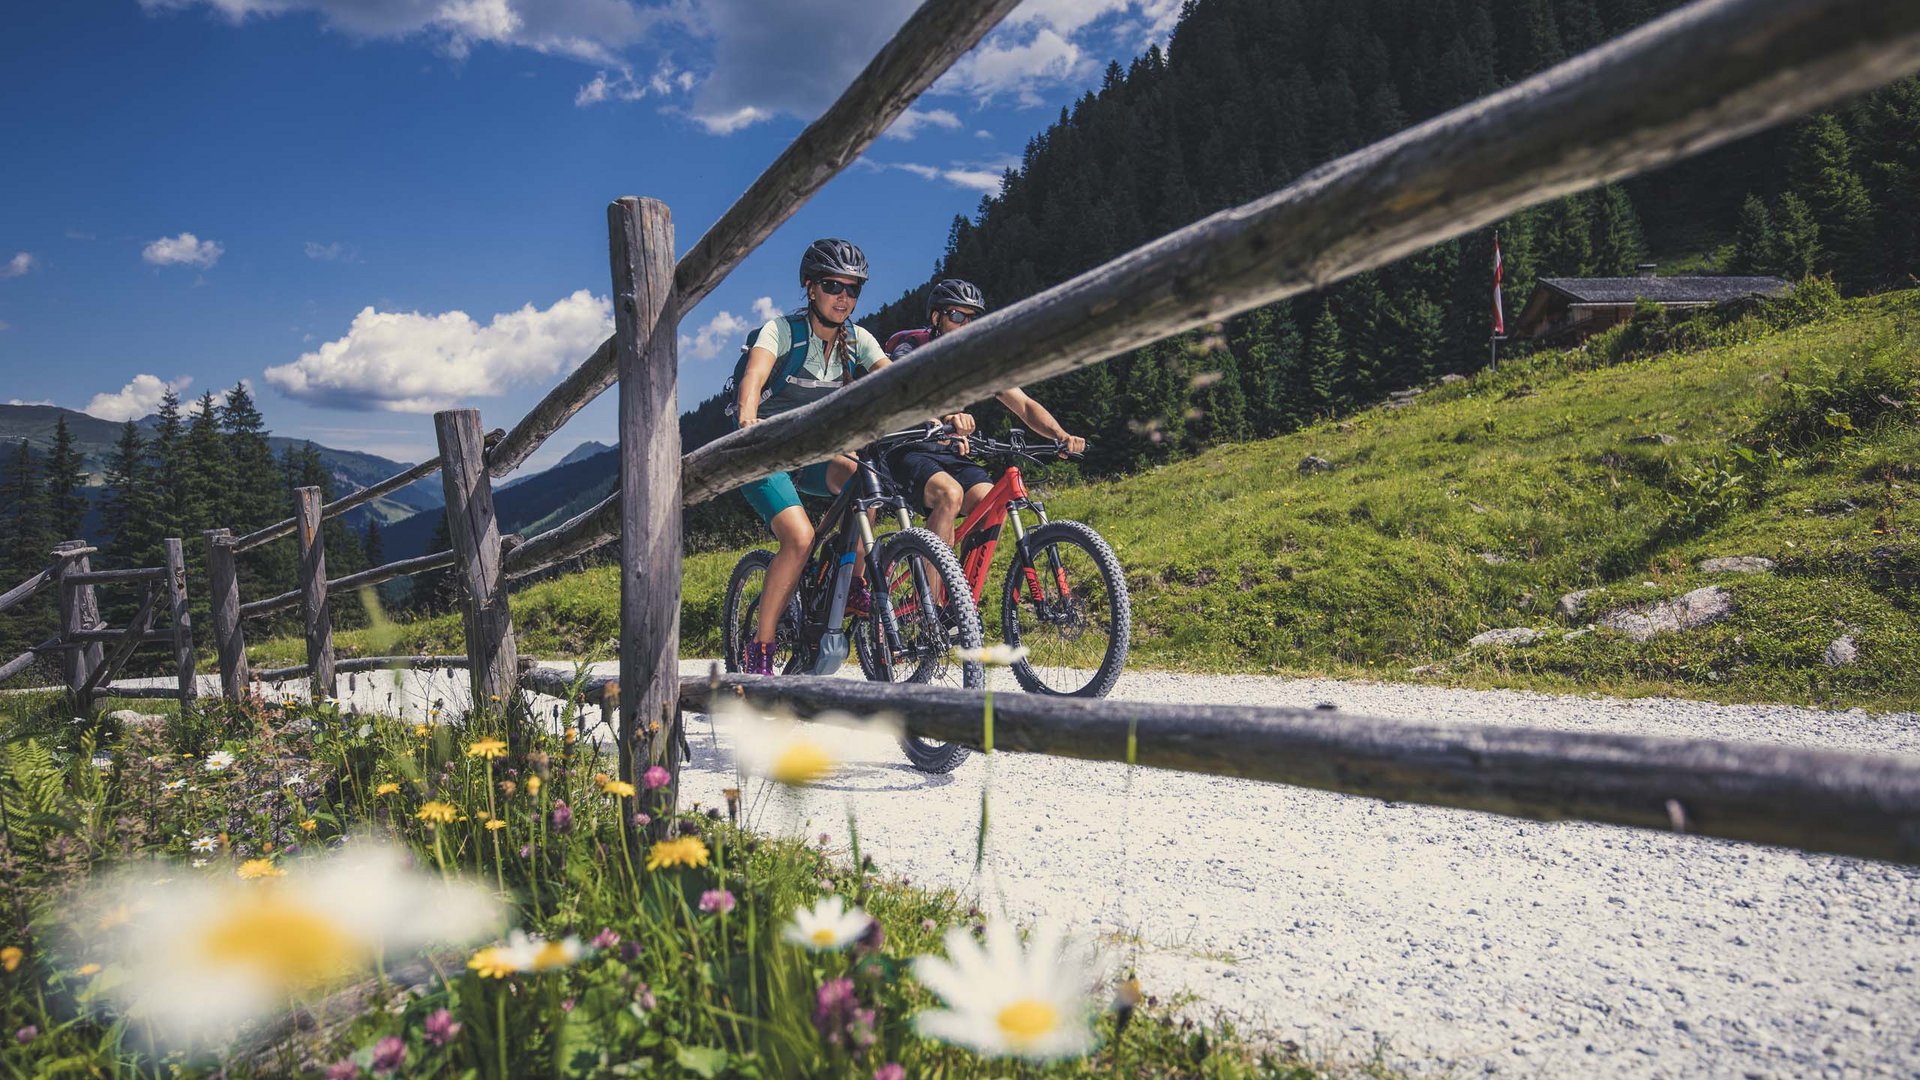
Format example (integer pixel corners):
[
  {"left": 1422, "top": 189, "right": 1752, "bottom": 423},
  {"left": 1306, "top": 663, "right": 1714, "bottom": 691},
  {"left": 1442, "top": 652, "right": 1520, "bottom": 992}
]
[
  {"left": 882, "top": 279, "right": 1087, "bottom": 547},
  {"left": 733, "top": 239, "right": 889, "bottom": 676}
]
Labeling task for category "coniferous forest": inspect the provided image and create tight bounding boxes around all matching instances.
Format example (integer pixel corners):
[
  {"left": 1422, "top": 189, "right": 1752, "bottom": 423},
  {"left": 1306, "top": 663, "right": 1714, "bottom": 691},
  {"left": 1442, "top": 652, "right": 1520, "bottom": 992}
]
[{"left": 0, "top": 385, "right": 376, "bottom": 668}]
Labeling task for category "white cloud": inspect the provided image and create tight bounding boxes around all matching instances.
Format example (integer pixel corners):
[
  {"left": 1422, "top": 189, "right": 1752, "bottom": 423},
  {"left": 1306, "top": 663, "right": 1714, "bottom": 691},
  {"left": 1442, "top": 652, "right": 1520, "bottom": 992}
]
[
  {"left": 942, "top": 27, "right": 1085, "bottom": 105},
  {"left": 683, "top": 0, "right": 918, "bottom": 134},
  {"left": 883, "top": 107, "right": 962, "bottom": 141},
  {"left": 867, "top": 159, "right": 1008, "bottom": 195},
  {"left": 678, "top": 296, "right": 779, "bottom": 362},
  {"left": 690, "top": 104, "right": 770, "bottom": 136},
  {"left": 6, "top": 398, "right": 53, "bottom": 406},
  {"left": 144, "top": 232, "right": 224, "bottom": 268},
  {"left": 304, "top": 240, "right": 357, "bottom": 262},
  {"left": 141, "top": 0, "right": 660, "bottom": 66},
  {"left": 1, "top": 252, "right": 34, "bottom": 278},
  {"left": 575, "top": 58, "right": 691, "bottom": 106},
  {"left": 263, "top": 290, "right": 612, "bottom": 412},
  {"left": 84, "top": 374, "right": 195, "bottom": 422}
]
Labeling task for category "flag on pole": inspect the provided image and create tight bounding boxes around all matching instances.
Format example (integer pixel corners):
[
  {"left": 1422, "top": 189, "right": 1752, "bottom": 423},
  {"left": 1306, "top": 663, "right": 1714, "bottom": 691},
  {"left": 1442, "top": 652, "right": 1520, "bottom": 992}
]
[{"left": 1491, "top": 233, "right": 1506, "bottom": 337}]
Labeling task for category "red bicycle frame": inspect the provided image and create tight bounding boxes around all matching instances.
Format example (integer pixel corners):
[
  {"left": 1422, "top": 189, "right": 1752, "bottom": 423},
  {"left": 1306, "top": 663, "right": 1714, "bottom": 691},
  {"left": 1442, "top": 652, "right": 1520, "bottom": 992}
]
[{"left": 949, "top": 465, "right": 1069, "bottom": 608}]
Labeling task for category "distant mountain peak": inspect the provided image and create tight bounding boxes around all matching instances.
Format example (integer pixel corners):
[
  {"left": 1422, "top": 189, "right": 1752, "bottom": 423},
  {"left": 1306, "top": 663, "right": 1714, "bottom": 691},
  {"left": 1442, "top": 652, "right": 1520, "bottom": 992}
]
[{"left": 558, "top": 440, "right": 613, "bottom": 467}]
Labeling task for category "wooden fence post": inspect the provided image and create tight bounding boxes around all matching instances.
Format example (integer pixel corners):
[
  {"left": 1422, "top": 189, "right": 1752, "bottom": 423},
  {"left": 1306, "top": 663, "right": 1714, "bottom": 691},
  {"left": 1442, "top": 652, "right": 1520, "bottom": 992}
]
[
  {"left": 53, "top": 541, "right": 104, "bottom": 706},
  {"left": 608, "top": 196, "right": 681, "bottom": 831},
  {"left": 294, "top": 487, "right": 336, "bottom": 700},
  {"left": 434, "top": 408, "right": 519, "bottom": 723},
  {"left": 162, "top": 538, "right": 196, "bottom": 706},
  {"left": 204, "top": 528, "right": 249, "bottom": 702}
]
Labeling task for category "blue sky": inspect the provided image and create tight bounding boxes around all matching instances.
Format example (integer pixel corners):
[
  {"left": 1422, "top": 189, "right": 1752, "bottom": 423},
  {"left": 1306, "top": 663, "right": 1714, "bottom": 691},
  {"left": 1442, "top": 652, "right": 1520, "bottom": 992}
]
[{"left": 0, "top": 0, "right": 1179, "bottom": 471}]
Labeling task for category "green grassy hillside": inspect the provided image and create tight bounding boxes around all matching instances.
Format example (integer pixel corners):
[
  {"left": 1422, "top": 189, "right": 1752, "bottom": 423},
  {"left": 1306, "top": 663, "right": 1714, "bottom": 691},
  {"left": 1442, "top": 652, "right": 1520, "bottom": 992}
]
[{"left": 262, "top": 289, "right": 1920, "bottom": 709}]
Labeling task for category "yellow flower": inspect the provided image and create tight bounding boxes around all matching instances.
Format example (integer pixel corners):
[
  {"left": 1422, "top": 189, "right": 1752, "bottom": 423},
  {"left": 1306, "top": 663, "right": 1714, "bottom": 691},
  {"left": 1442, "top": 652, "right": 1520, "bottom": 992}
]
[
  {"left": 489, "top": 694, "right": 501, "bottom": 702},
  {"left": 525, "top": 776, "right": 542, "bottom": 796},
  {"left": 592, "top": 772, "right": 610, "bottom": 787},
  {"left": 485, "top": 819, "right": 507, "bottom": 832},
  {"left": 563, "top": 728, "right": 578, "bottom": 745},
  {"left": 375, "top": 782, "right": 401, "bottom": 796},
  {"left": 76, "top": 963, "right": 102, "bottom": 977},
  {"left": 97, "top": 903, "right": 135, "bottom": 930},
  {"left": 237, "top": 859, "right": 284, "bottom": 880},
  {"left": 466, "top": 738, "right": 508, "bottom": 760},
  {"left": 769, "top": 740, "right": 835, "bottom": 786},
  {"left": 646, "top": 836, "right": 710, "bottom": 871},
  {"left": 413, "top": 724, "right": 431, "bottom": 739},
  {"left": 601, "top": 780, "right": 637, "bottom": 798},
  {"left": 467, "top": 945, "right": 516, "bottom": 979},
  {"left": 415, "top": 801, "right": 458, "bottom": 825},
  {"left": 299, "top": 820, "right": 318, "bottom": 833},
  {"left": 1, "top": 946, "right": 22, "bottom": 972}
]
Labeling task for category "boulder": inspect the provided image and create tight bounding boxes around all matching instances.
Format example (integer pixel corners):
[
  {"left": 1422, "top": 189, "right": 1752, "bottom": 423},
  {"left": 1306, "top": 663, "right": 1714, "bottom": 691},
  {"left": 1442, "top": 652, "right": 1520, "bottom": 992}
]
[
  {"left": 1467, "top": 627, "right": 1542, "bottom": 648},
  {"left": 1697, "top": 556, "right": 1775, "bottom": 574},
  {"left": 1440, "top": 373, "right": 1467, "bottom": 384},
  {"left": 105, "top": 709, "right": 167, "bottom": 729},
  {"left": 1557, "top": 589, "right": 1599, "bottom": 619},
  {"left": 1298, "top": 455, "right": 1333, "bottom": 473},
  {"left": 1599, "top": 586, "right": 1734, "bottom": 642},
  {"left": 1632, "top": 432, "right": 1678, "bottom": 446},
  {"left": 1823, "top": 636, "right": 1859, "bottom": 667}
]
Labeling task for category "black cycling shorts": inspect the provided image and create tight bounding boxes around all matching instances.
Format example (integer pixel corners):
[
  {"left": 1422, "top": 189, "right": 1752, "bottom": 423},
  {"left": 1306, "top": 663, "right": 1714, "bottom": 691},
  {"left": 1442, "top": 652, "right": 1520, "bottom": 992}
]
[{"left": 885, "top": 446, "right": 992, "bottom": 514}]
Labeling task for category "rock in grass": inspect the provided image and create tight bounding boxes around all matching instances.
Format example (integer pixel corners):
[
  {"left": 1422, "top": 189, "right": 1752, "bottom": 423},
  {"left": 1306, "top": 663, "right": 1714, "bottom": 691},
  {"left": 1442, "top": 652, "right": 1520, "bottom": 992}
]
[
  {"left": 105, "top": 709, "right": 167, "bottom": 729},
  {"left": 1478, "top": 552, "right": 1510, "bottom": 566},
  {"left": 1298, "top": 455, "right": 1333, "bottom": 473},
  {"left": 1632, "top": 432, "right": 1678, "bottom": 445},
  {"left": 1823, "top": 636, "right": 1859, "bottom": 667},
  {"left": 1599, "top": 586, "right": 1733, "bottom": 643},
  {"left": 1468, "top": 627, "right": 1542, "bottom": 648},
  {"left": 1557, "top": 589, "right": 1599, "bottom": 619},
  {"left": 1697, "top": 556, "right": 1775, "bottom": 574}
]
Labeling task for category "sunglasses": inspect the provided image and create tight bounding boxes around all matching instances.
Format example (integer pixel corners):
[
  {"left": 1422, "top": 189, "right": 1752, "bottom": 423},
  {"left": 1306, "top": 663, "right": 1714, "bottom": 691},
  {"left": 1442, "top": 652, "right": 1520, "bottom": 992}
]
[
  {"left": 815, "top": 279, "right": 862, "bottom": 299},
  {"left": 938, "top": 308, "right": 975, "bottom": 325}
]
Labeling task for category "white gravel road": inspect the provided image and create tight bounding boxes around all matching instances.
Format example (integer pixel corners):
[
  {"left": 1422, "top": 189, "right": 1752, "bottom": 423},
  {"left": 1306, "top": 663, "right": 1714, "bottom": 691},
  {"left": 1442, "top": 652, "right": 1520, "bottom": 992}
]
[{"left": 252, "top": 662, "right": 1920, "bottom": 1077}]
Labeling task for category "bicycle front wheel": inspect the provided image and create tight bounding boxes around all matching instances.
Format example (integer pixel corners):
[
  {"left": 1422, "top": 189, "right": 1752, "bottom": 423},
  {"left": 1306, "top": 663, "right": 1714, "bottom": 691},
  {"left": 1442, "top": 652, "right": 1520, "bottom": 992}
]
[
  {"left": 1001, "top": 520, "right": 1131, "bottom": 697},
  {"left": 721, "top": 549, "right": 798, "bottom": 674},
  {"left": 854, "top": 527, "right": 983, "bottom": 774}
]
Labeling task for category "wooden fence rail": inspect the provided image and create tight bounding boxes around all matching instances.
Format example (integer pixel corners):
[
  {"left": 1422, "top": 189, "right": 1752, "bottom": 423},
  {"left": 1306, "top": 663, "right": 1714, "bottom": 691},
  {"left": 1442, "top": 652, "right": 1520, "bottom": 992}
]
[
  {"left": 232, "top": 454, "right": 446, "bottom": 553},
  {"left": 0, "top": 540, "right": 194, "bottom": 707}
]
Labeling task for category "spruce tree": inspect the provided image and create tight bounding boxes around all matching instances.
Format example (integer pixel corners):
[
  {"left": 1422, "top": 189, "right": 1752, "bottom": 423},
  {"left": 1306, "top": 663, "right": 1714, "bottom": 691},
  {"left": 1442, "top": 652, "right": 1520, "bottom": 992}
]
[
  {"left": 151, "top": 388, "right": 188, "bottom": 541},
  {"left": 1306, "top": 304, "right": 1345, "bottom": 415},
  {"left": 100, "top": 420, "right": 154, "bottom": 567},
  {"left": 1774, "top": 193, "right": 1823, "bottom": 279},
  {"left": 219, "top": 381, "right": 280, "bottom": 533},
  {"left": 183, "top": 391, "right": 230, "bottom": 533},
  {"left": 1589, "top": 184, "right": 1646, "bottom": 275},
  {"left": 1791, "top": 114, "right": 1875, "bottom": 291},
  {"left": 1, "top": 440, "right": 49, "bottom": 582},
  {"left": 1730, "top": 193, "right": 1779, "bottom": 274},
  {"left": 43, "top": 415, "right": 88, "bottom": 544}
]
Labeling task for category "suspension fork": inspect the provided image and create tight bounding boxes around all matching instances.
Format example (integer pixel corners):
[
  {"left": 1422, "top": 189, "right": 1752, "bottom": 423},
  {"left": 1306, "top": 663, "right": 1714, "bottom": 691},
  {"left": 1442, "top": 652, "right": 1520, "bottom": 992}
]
[{"left": 1010, "top": 505, "right": 1072, "bottom": 604}]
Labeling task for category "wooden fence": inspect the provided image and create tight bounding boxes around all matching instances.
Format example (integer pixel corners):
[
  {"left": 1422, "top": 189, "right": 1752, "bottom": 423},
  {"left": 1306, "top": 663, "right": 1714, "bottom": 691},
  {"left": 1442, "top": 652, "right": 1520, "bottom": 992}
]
[
  {"left": 0, "top": 540, "right": 194, "bottom": 708},
  {"left": 6, "top": 0, "right": 1920, "bottom": 861}
]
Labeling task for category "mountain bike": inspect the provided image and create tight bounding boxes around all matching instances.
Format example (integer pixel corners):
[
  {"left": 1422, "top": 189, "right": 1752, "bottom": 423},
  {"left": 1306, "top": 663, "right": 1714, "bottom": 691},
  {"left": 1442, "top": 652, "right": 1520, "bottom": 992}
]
[
  {"left": 721, "top": 429, "right": 984, "bottom": 774},
  {"left": 854, "top": 427, "right": 1131, "bottom": 699}
]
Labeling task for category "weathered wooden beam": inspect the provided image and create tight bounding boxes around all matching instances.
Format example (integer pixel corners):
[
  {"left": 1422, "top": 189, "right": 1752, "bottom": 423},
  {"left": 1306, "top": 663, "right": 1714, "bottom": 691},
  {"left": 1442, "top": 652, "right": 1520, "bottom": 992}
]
[
  {"left": 0, "top": 643, "right": 54, "bottom": 684},
  {"left": 330, "top": 549, "right": 459, "bottom": 595},
  {"left": 67, "top": 628, "right": 174, "bottom": 644},
  {"left": 254, "top": 664, "right": 310, "bottom": 684},
  {"left": 519, "top": 666, "right": 615, "bottom": 704},
  {"left": 294, "top": 487, "right": 336, "bottom": 699},
  {"left": 162, "top": 538, "right": 195, "bottom": 706},
  {"left": 79, "top": 587, "right": 160, "bottom": 702},
  {"left": 610, "top": 196, "right": 683, "bottom": 832},
  {"left": 205, "top": 529, "right": 250, "bottom": 702},
  {"left": 482, "top": 0, "right": 1023, "bottom": 478},
  {"left": 233, "top": 454, "right": 445, "bottom": 553},
  {"left": 54, "top": 542, "right": 105, "bottom": 704},
  {"left": 95, "top": 684, "right": 196, "bottom": 701},
  {"left": 436, "top": 410, "right": 520, "bottom": 718},
  {"left": 60, "top": 567, "right": 165, "bottom": 587},
  {"left": 682, "top": 675, "right": 1920, "bottom": 866},
  {"left": 0, "top": 566, "right": 51, "bottom": 615},
  {"left": 238, "top": 589, "right": 299, "bottom": 620}
]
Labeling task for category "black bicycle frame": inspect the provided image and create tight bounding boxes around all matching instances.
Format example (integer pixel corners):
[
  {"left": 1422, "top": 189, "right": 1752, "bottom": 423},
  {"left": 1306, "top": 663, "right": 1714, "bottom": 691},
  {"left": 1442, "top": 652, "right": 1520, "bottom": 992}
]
[{"left": 788, "top": 444, "right": 928, "bottom": 678}]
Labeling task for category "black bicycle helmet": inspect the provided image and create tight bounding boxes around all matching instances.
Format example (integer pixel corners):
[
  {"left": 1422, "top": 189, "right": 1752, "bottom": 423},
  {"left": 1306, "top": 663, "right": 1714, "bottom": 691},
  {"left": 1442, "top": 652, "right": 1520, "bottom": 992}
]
[
  {"left": 800, "top": 238, "right": 869, "bottom": 287},
  {"left": 928, "top": 278, "right": 986, "bottom": 316}
]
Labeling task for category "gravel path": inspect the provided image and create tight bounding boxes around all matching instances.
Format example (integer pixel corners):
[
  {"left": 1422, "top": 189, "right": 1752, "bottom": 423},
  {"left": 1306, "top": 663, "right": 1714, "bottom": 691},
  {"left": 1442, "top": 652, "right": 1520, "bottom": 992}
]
[{"left": 222, "top": 663, "right": 1920, "bottom": 1077}]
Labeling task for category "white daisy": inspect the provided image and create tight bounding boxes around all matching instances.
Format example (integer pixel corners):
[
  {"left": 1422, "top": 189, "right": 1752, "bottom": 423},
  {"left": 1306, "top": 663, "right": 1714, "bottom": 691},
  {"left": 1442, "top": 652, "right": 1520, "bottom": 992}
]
[
  {"left": 163, "top": 779, "right": 188, "bottom": 792},
  {"left": 716, "top": 698, "right": 896, "bottom": 788},
  {"left": 282, "top": 773, "right": 305, "bottom": 787},
  {"left": 781, "top": 895, "right": 872, "bottom": 951},
  {"left": 203, "top": 751, "right": 235, "bottom": 773},
  {"left": 912, "top": 920, "right": 1103, "bottom": 1060},
  {"left": 950, "top": 643, "right": 1030, "bottom": 667},
  {"left": 189, "top": 836, "right": 219, "bottom": 854}
]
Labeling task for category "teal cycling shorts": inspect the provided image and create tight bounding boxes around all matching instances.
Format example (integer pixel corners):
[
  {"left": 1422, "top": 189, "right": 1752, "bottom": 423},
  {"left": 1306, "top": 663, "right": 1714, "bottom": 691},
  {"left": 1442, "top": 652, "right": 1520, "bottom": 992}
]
[{"left": 740, "top": 461, "right": 835, "bottom": 527}]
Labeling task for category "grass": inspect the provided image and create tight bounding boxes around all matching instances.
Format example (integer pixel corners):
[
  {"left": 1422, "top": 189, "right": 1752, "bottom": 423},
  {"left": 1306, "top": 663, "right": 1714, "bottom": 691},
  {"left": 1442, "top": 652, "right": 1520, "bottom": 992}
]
[
  {"left": 0, "top": 688, "right": 1372, "bottom": 1078},
  {"left": 256, "top": 287, "right": 1920, "bottom": 710}
]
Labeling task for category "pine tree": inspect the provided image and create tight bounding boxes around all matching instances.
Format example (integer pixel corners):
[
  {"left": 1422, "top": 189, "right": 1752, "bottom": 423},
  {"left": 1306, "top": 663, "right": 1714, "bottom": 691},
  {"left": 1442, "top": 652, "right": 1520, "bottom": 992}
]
[
  {"left": 1589, "top": 184, "right": 1646, "bottom": 274},
  {"left": 1729, "top": 193, "right": 1780, "bottom": 274},
  {"left": 1306, "top": 304, "right": 1345, "bottom": 415},
  {"left": 1791, "top": 114, "right": 1875, "bottom": 291},
  {"left": 43, "top": 415, "right": 88, "bottom": 544},
  {"left": 183, "top": 391, "right": 230, "bottom": 533},
  {"left": 1535, "top": 194, "right": 1596, "bottom": 277},
  {"left": 151, "top": 388, "right": 188, "bottom": 541},
  {"left": 100, "top": 420, "right": 154, "bottom": 567},
  {"left": 1, "top": 440, "right": 49, "bottom": 582},
  {"left": 1774, "top": 192, "right": 1823, "bottom": 279},
  {"left": 219, "top": 381, "right": 280, "bottom": 533}
]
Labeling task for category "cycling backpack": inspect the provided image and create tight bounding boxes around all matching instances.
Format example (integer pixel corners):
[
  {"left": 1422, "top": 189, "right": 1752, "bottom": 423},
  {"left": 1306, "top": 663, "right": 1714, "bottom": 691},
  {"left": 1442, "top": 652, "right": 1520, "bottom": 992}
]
[
  {"left": 723, "top": 313, "right": 814, "bottom": 418},
  {"left": 884, "top": 327, "right": 933, "bottom": 359}
]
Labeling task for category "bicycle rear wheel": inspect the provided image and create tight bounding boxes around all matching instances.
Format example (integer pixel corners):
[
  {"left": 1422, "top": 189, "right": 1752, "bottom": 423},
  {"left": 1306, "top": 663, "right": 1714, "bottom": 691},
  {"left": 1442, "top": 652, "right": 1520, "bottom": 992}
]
[
  {"left": 1001, "top": 520, "right": 1130, "bottom": 697},
  {"left": 721, "top": 549, "right": 798, "bottom": 674},
  {"left": 852, "top": 528, "right": 982, "bottom": 773}
]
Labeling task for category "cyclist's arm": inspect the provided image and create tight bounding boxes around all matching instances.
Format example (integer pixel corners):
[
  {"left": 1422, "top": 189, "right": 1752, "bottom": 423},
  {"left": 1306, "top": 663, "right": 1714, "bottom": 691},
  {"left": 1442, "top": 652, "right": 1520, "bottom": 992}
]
[
  {"left": 735, "top": 346, "right": 778, "bottom": 425},
  {"left": 995, "top": 387, "right": 1079, "bottom": 448}
]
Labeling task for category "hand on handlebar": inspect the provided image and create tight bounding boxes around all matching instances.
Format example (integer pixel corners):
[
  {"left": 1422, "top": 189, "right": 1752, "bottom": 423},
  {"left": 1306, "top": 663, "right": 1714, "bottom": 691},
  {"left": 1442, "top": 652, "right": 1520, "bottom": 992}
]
[
  {"left": 942, "top": 412, "right": 977, "bottom": 437},
  {"left": 1061, "top": 434, "right": 1086, "bottom": 457}
]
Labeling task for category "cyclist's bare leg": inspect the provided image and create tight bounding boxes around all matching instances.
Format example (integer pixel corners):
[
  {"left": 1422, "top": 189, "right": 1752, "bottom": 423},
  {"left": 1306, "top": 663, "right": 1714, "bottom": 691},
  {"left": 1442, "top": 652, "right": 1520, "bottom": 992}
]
[
  {"left": 961, "top": 482, "right": 993, "bottom": 517},
  {"left": 922, "top": 472, "right": 966, "bottom": 547},
  {"left": 758, "top": 506, "right": 813, "bottom": 644}
]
